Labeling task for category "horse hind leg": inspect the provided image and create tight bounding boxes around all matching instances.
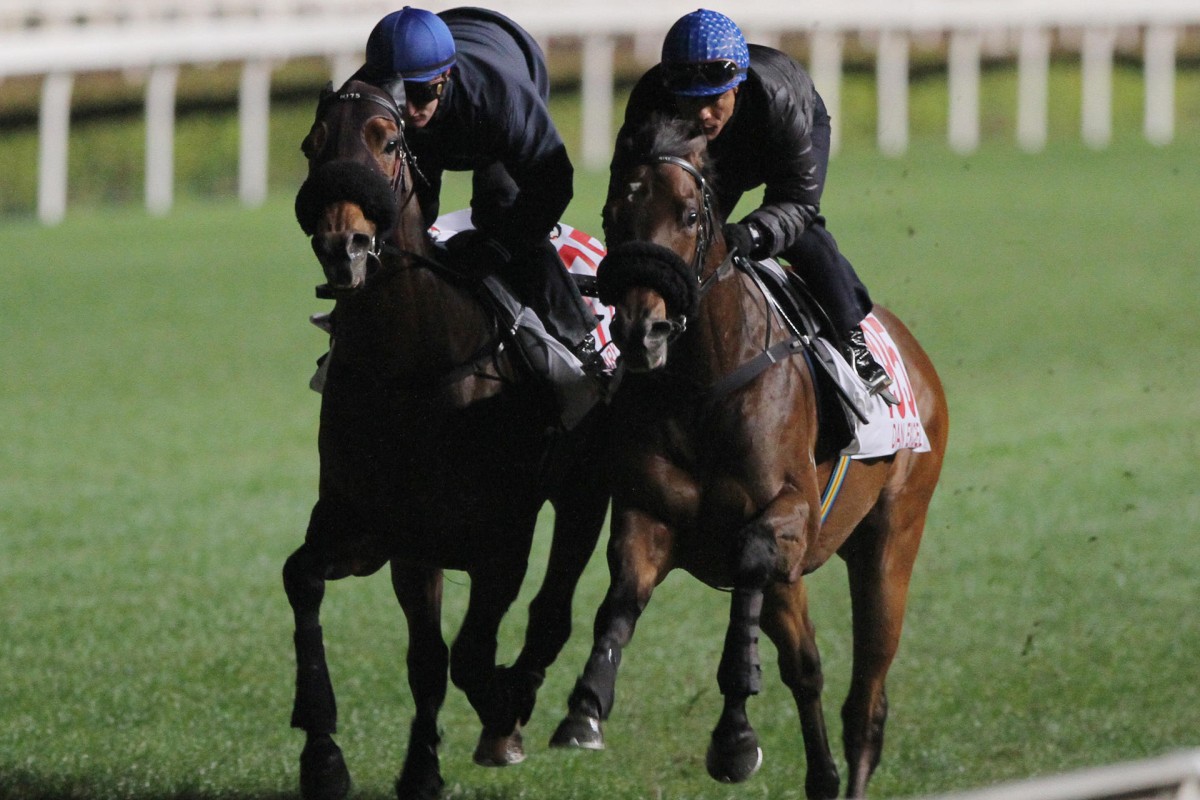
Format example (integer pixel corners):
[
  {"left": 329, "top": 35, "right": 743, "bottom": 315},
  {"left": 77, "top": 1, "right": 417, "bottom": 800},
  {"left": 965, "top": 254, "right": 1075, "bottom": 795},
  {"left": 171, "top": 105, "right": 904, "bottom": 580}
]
[
  {"left": 761, "top": 579, "right": 840, "bottom": 800},
  {"left": 840, "top": 495, "right": 928, "bottom": 798},
  {"left": 282, "top": 542, "right": 351, "bottom": 800},
  {"left": 391, "top": 560, "right": 449, "bottom": 800}
]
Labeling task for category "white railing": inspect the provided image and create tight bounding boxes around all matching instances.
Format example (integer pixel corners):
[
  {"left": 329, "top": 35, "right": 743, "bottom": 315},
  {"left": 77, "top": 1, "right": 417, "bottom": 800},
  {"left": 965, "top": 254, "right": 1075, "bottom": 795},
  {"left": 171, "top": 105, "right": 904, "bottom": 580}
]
[
  {"left": 918, "top": 749, "right": 1200, "bottom": 800},
  {"left": 2, "top": 0, "right": 1198, "bottom": 223}
]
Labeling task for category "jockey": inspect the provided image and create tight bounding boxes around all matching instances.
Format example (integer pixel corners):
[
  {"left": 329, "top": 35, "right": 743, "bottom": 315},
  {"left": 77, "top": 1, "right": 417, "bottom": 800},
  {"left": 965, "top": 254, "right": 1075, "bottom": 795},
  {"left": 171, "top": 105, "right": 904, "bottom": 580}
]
[
  {"left": 617, "top": 9, "right": 895, "bottom": 400},
  {"left": 353, "top": 6, "right": 600, "bottom": 372}
]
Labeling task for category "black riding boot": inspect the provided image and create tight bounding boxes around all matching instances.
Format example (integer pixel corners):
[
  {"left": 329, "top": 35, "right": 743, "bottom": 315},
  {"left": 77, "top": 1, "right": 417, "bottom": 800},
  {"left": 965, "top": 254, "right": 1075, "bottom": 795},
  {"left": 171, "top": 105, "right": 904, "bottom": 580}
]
[{"left": 844, "top": 326, "right": 898, "bottom": 405}]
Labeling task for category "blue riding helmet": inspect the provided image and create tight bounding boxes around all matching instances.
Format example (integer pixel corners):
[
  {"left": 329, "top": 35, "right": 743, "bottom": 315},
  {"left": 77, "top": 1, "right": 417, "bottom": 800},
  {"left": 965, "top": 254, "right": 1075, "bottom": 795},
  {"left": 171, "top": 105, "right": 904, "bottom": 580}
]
[
  {"left": 660, "top": 9, "right": 749, "bottom": 97},
  {"left": 365, "top": 6, "right": 456, "bottom": 83}
]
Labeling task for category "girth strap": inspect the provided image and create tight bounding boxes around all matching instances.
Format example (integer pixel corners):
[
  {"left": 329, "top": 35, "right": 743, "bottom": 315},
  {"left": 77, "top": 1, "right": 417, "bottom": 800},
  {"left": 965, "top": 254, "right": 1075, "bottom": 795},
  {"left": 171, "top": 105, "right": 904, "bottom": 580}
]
[{"left": 705, "top": 337, "right": 805, "bottom": 405}]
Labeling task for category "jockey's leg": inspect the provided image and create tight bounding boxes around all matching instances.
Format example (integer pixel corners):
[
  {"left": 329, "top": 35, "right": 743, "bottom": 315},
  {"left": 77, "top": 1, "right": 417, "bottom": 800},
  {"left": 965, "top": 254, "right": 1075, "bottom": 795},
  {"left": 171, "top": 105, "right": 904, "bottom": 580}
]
[{"left": 782, "top": 222, "right": 896, "bottom": 402}]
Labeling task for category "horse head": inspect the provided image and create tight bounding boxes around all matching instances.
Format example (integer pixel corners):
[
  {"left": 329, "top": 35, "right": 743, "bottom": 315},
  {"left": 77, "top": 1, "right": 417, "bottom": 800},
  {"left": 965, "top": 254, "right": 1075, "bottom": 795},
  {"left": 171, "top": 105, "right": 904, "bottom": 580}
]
[
  {"left": 294, "top": 79, "right": 425, "bottom": 291},
  {"left": 597, "top": 115, "right": 727, "bottom": 372}
]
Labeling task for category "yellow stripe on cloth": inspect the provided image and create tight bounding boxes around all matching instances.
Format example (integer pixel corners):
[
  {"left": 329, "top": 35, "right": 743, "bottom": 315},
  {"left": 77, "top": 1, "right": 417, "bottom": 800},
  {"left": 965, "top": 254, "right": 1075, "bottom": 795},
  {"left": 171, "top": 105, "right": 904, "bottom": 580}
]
[{"left": 820, "top": 455, "right": 851, "bottom": 525}]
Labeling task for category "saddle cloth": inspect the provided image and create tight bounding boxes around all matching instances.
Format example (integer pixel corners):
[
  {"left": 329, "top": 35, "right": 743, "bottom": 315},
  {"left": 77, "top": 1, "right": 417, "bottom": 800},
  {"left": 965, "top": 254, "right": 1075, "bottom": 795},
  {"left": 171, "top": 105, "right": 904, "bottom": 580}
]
[
  {"left": 752, "top": 258, "right": 930, "bottom": 460},
  {"left": 815, "top": 313, "right": 931, "bottom": 459},
  {"left": 429, "top": 209, "right": 620, "bottom": 372}
]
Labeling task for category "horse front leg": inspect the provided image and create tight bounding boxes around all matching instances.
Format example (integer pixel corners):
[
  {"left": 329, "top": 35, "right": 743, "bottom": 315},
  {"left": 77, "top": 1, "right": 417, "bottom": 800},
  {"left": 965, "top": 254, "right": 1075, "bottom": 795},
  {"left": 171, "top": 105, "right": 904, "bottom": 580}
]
[
  {"left": 283, "top": 542, "right": 351, "bottom": 800},
  {"left": 708, "top": 585, "right": 766, "bottom": 783},
  {"left": 708, "top": 490, "right": 817, "bottom": 785},
  {"left": 390, "top": 560, "right": 449, "bottom": 800},
  {"left": 550, "top": 508, "right": 673, "bottom": 751}
]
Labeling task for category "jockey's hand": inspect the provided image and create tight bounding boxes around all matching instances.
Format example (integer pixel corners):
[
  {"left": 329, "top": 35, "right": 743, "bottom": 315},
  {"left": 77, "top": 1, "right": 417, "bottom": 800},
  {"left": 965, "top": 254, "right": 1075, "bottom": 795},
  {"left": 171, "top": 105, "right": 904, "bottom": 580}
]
[
  {"left": 722, "top": 223, "right": 756, "bottom": 259},
  {"left": 445, "top": 230, "right": 511, "bottom": 276}
]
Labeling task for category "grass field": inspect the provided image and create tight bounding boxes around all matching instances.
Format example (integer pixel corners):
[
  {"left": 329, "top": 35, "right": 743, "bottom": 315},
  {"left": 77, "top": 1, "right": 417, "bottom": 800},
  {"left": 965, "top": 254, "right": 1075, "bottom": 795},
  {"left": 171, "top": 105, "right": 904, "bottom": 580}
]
[{"left": 2, "top": 87, "right": 1199, "bottom": 798}]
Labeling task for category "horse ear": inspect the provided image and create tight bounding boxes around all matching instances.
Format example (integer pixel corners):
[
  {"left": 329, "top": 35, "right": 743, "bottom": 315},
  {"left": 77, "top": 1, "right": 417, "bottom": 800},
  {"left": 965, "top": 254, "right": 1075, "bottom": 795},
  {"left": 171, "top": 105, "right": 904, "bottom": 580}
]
[{"left": 319, "top": 81, "right": 334, "bottom": 100}]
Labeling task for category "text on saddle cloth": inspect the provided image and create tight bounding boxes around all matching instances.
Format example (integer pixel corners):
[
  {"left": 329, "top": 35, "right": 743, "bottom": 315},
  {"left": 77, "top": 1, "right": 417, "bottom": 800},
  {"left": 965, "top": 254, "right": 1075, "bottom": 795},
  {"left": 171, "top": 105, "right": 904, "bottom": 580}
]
[{"left": 816, "top": 312, "right": 930, "bottom": 459}]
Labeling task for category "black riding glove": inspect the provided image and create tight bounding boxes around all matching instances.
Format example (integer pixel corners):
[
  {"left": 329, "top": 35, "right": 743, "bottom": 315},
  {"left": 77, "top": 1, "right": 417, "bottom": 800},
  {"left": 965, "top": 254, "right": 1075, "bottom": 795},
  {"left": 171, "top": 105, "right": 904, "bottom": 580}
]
[
  {"left": 722, "top": 223, "right": 759, "bottom": 259},
  {"left": 445, "top": 229, "right": 512, "bottom": 277}
]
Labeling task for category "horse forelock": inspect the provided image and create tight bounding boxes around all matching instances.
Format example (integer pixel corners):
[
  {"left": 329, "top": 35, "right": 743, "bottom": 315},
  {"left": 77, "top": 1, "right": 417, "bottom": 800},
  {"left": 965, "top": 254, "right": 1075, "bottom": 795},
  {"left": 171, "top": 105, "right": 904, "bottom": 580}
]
[{"left": 613, "top": 114, "right": 714, "bottom": 189}]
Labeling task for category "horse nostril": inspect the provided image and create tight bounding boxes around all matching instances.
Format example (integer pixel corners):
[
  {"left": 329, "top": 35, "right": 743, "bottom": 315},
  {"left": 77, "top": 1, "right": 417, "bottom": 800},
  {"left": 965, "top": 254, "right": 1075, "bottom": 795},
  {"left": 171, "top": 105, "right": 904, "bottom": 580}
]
[
  {"left": 649, "top": 320, "right": 677, "bottom": 340},
  {"left": 346, "top": 232, "right": 376, "bottom": 261}
]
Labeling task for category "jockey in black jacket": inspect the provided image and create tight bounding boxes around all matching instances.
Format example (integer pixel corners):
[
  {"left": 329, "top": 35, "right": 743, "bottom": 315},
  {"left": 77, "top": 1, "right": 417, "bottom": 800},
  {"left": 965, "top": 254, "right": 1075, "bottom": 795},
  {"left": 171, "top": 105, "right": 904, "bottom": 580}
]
[
  {"left": 618, "top": 9, "right": 895, "bottom": 399},
  {"left": 353, "top": 6, "right": 598, "bottom": 365}
]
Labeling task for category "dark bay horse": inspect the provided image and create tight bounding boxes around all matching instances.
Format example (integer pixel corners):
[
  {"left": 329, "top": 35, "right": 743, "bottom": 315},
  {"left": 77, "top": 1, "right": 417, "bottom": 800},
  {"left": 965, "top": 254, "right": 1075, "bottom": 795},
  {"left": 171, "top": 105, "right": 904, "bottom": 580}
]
[
  {"left": 282, "top": 79, "right": 609, "bottom": 800},
  {"left": 549, "top": 117, "right": 949, "bottom": 798}
]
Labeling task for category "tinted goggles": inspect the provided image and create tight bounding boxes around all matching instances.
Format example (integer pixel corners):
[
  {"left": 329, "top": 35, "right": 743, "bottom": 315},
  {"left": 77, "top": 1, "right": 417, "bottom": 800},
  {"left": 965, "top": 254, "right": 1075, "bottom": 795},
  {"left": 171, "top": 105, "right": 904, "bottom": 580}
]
[
  {"left": 403, "top": 78, "right": 447, "bottom": 106},
  {"left": 661, "top": 60, "right": 745, "bottom": 92}
]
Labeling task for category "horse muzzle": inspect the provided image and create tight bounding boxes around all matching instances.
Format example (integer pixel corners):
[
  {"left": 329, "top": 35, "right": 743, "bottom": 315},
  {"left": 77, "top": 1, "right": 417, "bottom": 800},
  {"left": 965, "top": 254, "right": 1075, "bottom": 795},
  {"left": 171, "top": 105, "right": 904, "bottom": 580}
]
[
  {"left": 611, "top": 306, "right": 683, "bottom": 373},
  {"left": 312, "top": 230, "right": 382, "bottom": 291}
]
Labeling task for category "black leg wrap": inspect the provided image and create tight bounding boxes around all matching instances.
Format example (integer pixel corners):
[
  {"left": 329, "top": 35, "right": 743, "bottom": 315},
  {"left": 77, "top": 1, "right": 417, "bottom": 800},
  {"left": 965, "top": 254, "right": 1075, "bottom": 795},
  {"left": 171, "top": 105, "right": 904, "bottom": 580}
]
[
  {"left": 568, "top": 642, "right": 620, "bottom": 720},
  {"left": 292, "top": 625, "right": 337, "bottom": 734},
  {"left": 717, "top": 590, "right": 764, "bottom": 697}
]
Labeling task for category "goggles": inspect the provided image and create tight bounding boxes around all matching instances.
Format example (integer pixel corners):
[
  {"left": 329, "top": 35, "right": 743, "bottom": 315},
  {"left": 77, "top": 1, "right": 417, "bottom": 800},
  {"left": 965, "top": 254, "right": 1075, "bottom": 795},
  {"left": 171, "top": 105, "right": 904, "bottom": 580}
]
[
  {"left": 661, "top": 60, "right": 745, "bottom": 93},
  {"left": 404, "top": 78, "right": 447, "bottom": 106}
]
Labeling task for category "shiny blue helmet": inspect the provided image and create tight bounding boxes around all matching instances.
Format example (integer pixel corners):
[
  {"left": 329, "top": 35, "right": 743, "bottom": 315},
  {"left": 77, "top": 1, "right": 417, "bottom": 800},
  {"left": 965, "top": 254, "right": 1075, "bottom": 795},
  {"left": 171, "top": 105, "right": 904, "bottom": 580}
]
[
  {"left": 365, "top": 6, "right": 456, "bottom": 83},
  {"left": 660, "top": 9, "right": 749, "bottom": 97}
]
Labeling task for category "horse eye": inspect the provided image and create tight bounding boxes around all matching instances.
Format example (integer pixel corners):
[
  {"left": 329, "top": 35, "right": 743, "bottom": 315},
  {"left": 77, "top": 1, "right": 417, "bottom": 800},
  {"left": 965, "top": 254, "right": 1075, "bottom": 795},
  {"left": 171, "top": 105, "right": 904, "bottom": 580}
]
[
  {"left": 685, "top": 209, "right": 699, "bottom": 227},
  {"left": 384, "top": 139, "right": 400, "bottom": 155}
]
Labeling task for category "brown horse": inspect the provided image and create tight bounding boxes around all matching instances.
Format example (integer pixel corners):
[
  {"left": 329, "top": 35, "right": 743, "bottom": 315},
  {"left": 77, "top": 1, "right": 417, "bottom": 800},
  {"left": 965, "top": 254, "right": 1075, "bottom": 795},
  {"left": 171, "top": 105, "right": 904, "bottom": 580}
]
[
  {"left": 549, "top": 117, "right": 949, "bottom": 798},
  {"left": 282, "top": 79, "right": 609, "bottom": 800}
]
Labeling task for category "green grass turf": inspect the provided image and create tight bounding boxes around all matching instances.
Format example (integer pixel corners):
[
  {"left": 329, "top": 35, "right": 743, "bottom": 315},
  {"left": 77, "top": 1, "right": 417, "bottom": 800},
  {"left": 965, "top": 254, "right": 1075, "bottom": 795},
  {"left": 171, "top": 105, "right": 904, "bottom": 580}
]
[{"left": 2, "top": 103, "right": 1198, "bottom": 799}]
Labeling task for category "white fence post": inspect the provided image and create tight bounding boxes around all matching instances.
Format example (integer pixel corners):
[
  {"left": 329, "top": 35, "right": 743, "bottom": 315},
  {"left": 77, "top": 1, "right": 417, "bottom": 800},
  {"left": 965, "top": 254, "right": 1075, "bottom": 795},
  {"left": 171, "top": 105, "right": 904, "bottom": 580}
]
[
  {"left": 877, "top": 29, "right": 909, "bottom": 156},
  {"left": 948, "top": 29, "right": 982, "bottom": 154},
  {"left": 1017, "top": 26, "right": 1050, "bottom": 152},
  {"left": 239, "top": 59, "right": 273, "bottom": 207},
  {"left": 1143, "top": 25, "right": 1177, "bottom": 146},
  {"left": 1081, "top": 26, "right": 1116, "bottom": 149},
  {"left": 145, "top": 64, "right": 178, "bottom": 216},
  {"left": 581, "top": 34, "right": 615, "bottom": 171},
  {"left": 331, "top": 53, "right": 359, "bottom": 88},
  {"left": 809, "top": 29, "right": 844, "bottom": 156},
  {"left": 37, "top": 72, "right": 73, "bottom": 225}
]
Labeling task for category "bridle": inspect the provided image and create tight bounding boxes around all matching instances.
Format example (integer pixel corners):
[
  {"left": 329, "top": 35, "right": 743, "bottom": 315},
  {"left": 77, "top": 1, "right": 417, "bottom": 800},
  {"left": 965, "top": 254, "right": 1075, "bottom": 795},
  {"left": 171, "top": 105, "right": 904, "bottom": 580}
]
[
  {"left": 648, "top": 154, "right": 732, "bottom": 293},
  {"left": 310, "top": 85, "right": 425, "bottom": 239},
  {"left": 308, "top": 84, "right": 510, "bottom": 394}
]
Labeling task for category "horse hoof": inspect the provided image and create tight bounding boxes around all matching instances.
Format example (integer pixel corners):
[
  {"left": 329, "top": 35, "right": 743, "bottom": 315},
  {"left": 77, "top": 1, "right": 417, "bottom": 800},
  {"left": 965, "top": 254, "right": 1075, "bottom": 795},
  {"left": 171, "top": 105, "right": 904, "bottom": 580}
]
[
  {"left": 473, "top": 727, "right": 526, "bottom": 767},
  {"left": 300, "top": 736, "right": 351, "bottom": 800},
  {"left": 705, "top": 733, "right": 763, "bottom": 784},
  {"left": 549, "top": 711, "right": 605, "bottom": 750}
]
